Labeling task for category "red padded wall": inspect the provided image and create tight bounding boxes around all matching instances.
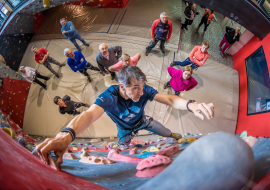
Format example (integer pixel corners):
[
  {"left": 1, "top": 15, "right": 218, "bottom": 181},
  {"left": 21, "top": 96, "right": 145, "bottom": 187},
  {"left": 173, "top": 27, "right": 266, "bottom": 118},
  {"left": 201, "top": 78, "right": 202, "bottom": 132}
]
[
  {"left": 233, "top": 34, "right": 270, "bottom": 136},
  {"left": 0, "top": 78, "right": 30, "bottom": 128}
]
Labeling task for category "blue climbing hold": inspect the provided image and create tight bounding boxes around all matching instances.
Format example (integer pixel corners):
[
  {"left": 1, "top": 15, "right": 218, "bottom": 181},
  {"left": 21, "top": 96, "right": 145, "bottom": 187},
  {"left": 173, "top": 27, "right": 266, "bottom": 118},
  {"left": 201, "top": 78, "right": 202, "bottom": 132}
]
[
  {"left": 135, "top": 144, "right": 143, "bottom": 147},
  {"left": 18, "top": 138, "right": 26, "bottom": 147},
  {"left": 182, "top": 142, "right": 186, "bottom": 145},
  {"left": 137, "top": 152, "right": 156, "bottom": 158}
]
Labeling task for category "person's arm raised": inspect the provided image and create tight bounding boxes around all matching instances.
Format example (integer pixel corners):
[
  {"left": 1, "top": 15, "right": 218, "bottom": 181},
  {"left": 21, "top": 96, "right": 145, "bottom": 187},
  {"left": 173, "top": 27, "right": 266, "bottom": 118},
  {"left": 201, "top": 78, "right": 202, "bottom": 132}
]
[
  {"left": 153, "top": 93, "right": 214, "bottom": 120},
  {"left": 36, "top": 104, "right": 105, "bottom": 167}
]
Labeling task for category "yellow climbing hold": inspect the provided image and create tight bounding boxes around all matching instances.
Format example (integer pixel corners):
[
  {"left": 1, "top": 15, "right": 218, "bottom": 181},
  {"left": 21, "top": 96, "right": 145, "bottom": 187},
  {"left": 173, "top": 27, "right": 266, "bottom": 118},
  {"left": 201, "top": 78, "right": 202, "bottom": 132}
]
[
  {"left": 73, "top": 147, "right": 78, "bottom": 150},
  {"left": 150, "top": 147, "right": 159, "bottom": 152},
  {"left": 158, "top": 136, "right": 163, "bottom": 139},
  {"left": 145, "top": 140, "right": 150, "bottom": 143},
  {"left": 199, "top": 133, "right": 202, "bottom": 135},
  {"left": 141, "top": 150, "right": 150, "bottom": 154},
  {"left": 112, "top": 145, "right": 118, "bottom": 149},
  {"left": 178, "top": 138, "right": 187, "bottom": 144},
  {"left": 187, "top": 137, "right": 196, "bottom": 143}
]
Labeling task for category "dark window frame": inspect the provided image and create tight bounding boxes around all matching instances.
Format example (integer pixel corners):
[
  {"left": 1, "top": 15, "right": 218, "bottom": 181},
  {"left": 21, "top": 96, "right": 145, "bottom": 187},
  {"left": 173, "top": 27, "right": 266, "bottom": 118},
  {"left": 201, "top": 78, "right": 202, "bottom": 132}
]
[
  {"left": 245, "top": 45, "right": 270, "bottom": 116},
  {"left": 4, "top": 0, "right": 28, "bottom": 10}
]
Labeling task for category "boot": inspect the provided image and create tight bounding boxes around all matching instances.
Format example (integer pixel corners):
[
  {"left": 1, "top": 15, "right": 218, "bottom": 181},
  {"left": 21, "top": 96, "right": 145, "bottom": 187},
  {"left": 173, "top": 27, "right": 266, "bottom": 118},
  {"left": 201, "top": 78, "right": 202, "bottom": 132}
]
[{"left": 202, "top": 31, "right": 205, "bottom": 36}]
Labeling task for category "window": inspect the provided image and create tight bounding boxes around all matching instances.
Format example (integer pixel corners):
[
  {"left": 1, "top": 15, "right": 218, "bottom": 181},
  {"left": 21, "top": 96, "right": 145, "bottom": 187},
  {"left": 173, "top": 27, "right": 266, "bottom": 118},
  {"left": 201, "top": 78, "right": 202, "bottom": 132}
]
[
  {"left": 5, "top": 0, "right": 28, "bottom": 10},
  {"left": 246, "top": 46, "right": 270, "bottom": 115},
  {"left": 0, "top": 3, "right": 8, "bottom": 28}
]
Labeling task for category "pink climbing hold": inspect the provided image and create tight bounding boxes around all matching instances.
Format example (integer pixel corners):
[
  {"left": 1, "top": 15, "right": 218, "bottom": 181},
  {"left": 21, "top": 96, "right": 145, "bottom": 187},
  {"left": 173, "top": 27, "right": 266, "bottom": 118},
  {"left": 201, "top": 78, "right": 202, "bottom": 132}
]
[
  {"left": 130, "top": 139, "right": 144, "bottom": 145},
  {"left": 129, "top": 147, "right": 138, "bottom": 155},
  {"left": 108, "top": 149, "right": 143, "bottom": 163},
  {"left": 150, "top": 141, "right": 155, "bottom": 144},
  {"left": 157, "top": 144, "right": 179, "bottom": 157},
  {"left": 162, "top": 137, "right": 168, "bottom": 140},
  {"left": 136, "top": 155, "right": 173, "bottom": 178}
]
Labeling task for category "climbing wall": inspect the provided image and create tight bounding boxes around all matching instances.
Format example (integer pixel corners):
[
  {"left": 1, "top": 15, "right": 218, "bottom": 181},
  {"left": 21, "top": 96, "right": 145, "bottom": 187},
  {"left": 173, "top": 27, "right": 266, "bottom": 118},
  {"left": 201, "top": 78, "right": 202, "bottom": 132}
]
[
  {"left": 0, "top": 78, "right": 30, "bottom": 127},
  {"left": 0, "top": 33, "right": 34, "bottom": 71},
  {"left": 65, "top": 0, "right": 129, "bottom": 8}
]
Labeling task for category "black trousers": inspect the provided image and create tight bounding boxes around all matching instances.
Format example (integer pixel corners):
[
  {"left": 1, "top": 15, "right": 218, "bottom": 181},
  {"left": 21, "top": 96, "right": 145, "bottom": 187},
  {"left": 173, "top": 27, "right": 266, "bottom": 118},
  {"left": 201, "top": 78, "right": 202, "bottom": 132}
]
[
  {"left": 181, "top": 18, "right": 193, "bottom": 29},
  {"left": 73, "top": 102, "right": 87, "bottom": 115},
  {"left": 33, "top": 73, "right": 49, "bottom": 88},
  {"left": 79, "top": 62, "right": 100, "bottom": 77},
  {"left": 146, "top": 38, "right": 166, "bottom": 50},
  {"left": 198, "top": 17, "right": 209, "bottom": 31}
]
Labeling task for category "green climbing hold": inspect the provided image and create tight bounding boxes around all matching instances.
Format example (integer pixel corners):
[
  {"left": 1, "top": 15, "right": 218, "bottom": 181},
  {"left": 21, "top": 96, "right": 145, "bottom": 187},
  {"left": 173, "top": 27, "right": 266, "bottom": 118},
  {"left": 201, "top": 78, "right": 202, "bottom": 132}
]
[{"left": 240, "top": 131, "right": 248, "bottom": 138}]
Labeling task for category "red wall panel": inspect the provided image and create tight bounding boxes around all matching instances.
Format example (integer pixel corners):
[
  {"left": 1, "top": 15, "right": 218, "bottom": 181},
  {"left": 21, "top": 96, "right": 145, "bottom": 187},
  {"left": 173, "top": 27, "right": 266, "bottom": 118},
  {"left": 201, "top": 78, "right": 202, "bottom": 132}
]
[{"left": 233, "top": 34, "right": 270, "bottom": 136}]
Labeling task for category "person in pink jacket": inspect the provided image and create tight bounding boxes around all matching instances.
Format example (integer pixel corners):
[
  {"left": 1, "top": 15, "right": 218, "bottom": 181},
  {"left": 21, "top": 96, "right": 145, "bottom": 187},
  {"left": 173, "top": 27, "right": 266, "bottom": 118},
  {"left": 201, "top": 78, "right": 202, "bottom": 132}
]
[
  {"left": 164, "top": 66, "right": 198, "bottom": 96},
  {"left": 170, "top": 40, "right": 210, "bottom": 70}
]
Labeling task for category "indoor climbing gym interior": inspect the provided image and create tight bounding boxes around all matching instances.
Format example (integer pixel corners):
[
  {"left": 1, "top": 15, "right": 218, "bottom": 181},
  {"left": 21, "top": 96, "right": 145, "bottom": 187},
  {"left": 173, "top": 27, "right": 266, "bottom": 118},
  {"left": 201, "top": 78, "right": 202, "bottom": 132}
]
[{"left": 0, "top": 0, "right": 270, "bottom": 189}]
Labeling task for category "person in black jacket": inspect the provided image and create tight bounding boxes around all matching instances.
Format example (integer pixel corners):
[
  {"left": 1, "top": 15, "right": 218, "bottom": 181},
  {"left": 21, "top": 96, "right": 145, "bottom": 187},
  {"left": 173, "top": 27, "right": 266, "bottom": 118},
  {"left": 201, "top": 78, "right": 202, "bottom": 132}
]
[
  {"left": 54, "top": 95, "right": 90, "bottom": 115},
  {"left": 219, "top": 26, "right": 240, "bottom": 57},
  {"left": 181, "top": 2, "right": 201, "bottom": 30}
]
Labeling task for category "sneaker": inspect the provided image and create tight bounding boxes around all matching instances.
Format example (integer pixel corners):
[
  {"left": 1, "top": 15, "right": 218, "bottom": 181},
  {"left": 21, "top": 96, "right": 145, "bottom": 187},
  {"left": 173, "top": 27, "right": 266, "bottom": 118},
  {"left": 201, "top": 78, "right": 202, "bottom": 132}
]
[
  {"left": 55, "top": 74, "right": 60, "bottom": 78},
  {"left": 84, "top": 43, "right": 89, "bottom": 47},
  {"left": 85, "top": 103, "right": 90, "bottom": 107},
  {"left": 87, "top": 77, "right": 92, "bottom": 82},
  {"left": 171, "top": 133, "right": 182, "bottom": 140},
  {"left": 202, "top": 31, "right": 205, "bottom": 36},
  {"left": 160, "top": 48, "right": 165, "bottom": 54},
  {"left": 60, "top": 64, "right": 65, "bottom": 67},
  {"left": 111, "top": 75, "right": 115, "bottom": 80},
  {"left": 175, "top": 91, "right": 180, "bottom": 96},
  {"left": 145, "top": 50, "right": 150, "bottom": 56},
  {"left": 220, "top": 51, "right": 225, "bottom": 58},
  {"left": 164, "top": 83, "right": 169, "bottom": 89},
  {"left": 170, "top": 62, "right": 175, "bottom": 67}
]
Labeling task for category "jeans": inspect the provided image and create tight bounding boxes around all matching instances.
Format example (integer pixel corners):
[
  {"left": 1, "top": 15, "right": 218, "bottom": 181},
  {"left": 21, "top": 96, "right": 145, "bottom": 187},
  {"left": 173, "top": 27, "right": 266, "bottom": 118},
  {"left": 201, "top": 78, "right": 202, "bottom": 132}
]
[
  {"left": 146, "top": 37, "right": 166, "bottom": 51},
  {"left": 33, "top": 73, "right": 49, "bottom": 88},
  {"left": 43, "top": 56, "right": 61, "bottom": 75},
  {"left": 219, "top": 35, "right": 231, "bottom": 53},
  {"left": 78, "top": 62, "right": 100, "bottom": 77},
  {"left": 198, "top": 17, "right": 209, "bottom": 31},
  {"left": 182, "top": 18, "right": 193, "bottom": 29},
  {"left": 166, "top": 81, "right": 180, "bottom": 96},
  {"left": 69, "top": 33, "right": 87, "bottom": 50},
  {"left": 117, "top": 115, "right": 172, "bottom": 145},
  {"left": 174, "top": 57, "right": 199, "bottom": 70}
]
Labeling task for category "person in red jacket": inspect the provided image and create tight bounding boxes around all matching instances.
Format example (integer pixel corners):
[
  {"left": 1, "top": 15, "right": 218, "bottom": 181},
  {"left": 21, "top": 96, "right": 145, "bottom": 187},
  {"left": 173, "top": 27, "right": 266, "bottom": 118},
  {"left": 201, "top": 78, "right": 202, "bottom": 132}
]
[
  {"left": 195, "top": 9, "right": 214, "bottom": 36},
  {"left": 32, "top": 46, "right": 65, "bottom": 78},
  {"left": 145, "top": 12, "right": 173, "bottom": 56},
  {"left": 170, "top": 40, "right": 210, "bottom": 70},
  {"left": 164, "top": 66, "right": 198, "bottom": 96}
]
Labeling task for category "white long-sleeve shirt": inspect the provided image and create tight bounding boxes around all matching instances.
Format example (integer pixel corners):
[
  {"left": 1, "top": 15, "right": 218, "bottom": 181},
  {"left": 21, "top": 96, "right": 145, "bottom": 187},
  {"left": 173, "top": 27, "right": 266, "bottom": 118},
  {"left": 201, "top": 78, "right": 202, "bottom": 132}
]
[{"left": 22, "top": 67, "right": 37, "bottom": 83}]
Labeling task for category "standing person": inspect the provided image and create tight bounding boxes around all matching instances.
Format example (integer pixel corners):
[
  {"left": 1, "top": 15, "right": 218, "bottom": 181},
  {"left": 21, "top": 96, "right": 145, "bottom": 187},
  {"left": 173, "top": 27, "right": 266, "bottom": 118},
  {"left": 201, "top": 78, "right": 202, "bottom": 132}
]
[
  {"left": 108, "top": 53, "right": 141, "bottom": 72},
  {"left": 19, "top": 66, "right": 49, "bottom": 90},
  {"left": 60, "top": 18, "right": 89, "bottom": 51},
  {"left": 171, "top": 40, "right": 210, "bottom": 70},
  {"left": 145, "top": 12, "right": 173, "bottom": 56},
  {"left": 32, "top": 46, "right": 65, "bottom": 78},
  {"left": 54, "top": 95, "right": 90, "bottom": 116},
  {"left": 219, "top": 27, "right": 240, "bottom": 58},
  {"left": 36, "top": 66, "right": 214, "bottom": 168},
  {"left": 195, "top": 9, "right": 214, "bottom": 36},
  {"left": 164, "top": 66, "right": 198, "bottom": 96},
  {"left": 181, "top": 2, "right": 201, "bottom": 30},
  {"left": 64, "top": 48, "right": 102, "bottom": 83},
  {"left": 96, "top": 43, "right": 122, "bottom": 80}
]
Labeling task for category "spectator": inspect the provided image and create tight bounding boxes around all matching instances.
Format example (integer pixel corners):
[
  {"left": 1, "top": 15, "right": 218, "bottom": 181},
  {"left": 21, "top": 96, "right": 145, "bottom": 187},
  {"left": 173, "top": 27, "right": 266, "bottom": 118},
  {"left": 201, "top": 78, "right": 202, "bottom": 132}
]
[
  {"left": 64, "top": 48, "right": 102, "bottom": 83},
  {"left": 60, "top": 18, "right": 89, "bottom": 51},
  {"left": 195, "top": 9, "right": 214, "bottom": 36},
  {"left": 96, "top": 43, "right": 122, "bottom": 80},
  {"left": 181, "top": 2, "right": 201, "bottom": 30},
  {"left": 219, "top": 27, "right": 240, "bottom": 57},
  {"left": 32, "top": 46, "right": 65, "bottom": 78},
  {"left": 54, "top": 95, "right": 90, "bottom": 116},
  {"left": 171, "top": 40, "right": 210, "bottom": 70},
  {"left": 145, "top": 12, "right": 173, "bottom": 56},
  {"left": 19, "top": 66, "right": 49, "bottom": 90},
  {"left": 164, "top": 66, "right": 198, "bottom": 96},
  {"left": 108, "top": 53, "right": 141, "bottom": 72}
]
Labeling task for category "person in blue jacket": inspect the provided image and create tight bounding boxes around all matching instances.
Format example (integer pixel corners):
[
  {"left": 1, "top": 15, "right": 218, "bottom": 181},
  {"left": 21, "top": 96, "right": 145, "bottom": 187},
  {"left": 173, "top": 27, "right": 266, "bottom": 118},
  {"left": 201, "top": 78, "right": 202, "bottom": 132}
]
[
  {"left": 60, "top": 18, "right": 89, "bottom": 51},
  {"left": 64, "top": 48, "right": 102, "bottom": 82}
]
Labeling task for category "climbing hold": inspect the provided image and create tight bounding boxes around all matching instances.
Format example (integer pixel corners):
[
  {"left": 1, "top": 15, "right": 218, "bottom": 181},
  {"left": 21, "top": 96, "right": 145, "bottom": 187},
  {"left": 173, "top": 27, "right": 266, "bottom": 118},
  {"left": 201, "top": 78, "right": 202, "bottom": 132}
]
[
  {"left": 158, "top": 136, "right": 163, "bottom": 139},
  {"left": 108, "top": 149, "right": 143, "bottom": 163},
  {"left": 108, "top": 142, "right": 117, "bottom": 148},
  {"left": 178, "top": 138, "right": 187, "bottom": 144},
  {"left": 240, "top": 131, "right": 248, "bottom": 138},
  {"left": 157, "top": 145, "right": 180, "bottom": 157},
  {"left": 80, "top": 150, "right": 89, "bottom": 158},
  {"left": 110, "top": 137, "right": 114, "bottom": 140},
  {"left": 150, "top": 147, "right": 159, "bottom": 152},
  {"left": 141, "top": 150, "right": 150, "bottom": 154},
  {"left": 150, "top": 141, "right": 155, "bottom": 144},
  {"left": 187, "top": 137, "right": 196, "bottom": 143},
  {"left": 131, "top": 139, "right": 144, "bottom": 145},
  {"left": 129, "top": 147, "right": 138, "bottom": 155},
  {"left": 136, "top": 155, "right": 173, "bottom": 177},
  {"left": 135, "top": 144, "right": 142, "bottom": 147},
  {"left": 162, "top": 137, "right": 168, "bottom": 140},
  {"left": 112, "top": 145, "right": 118, "bottom": 149},
  {"left": 18, "top": 138, "right": 26, "bottom": 147},
  {"left": 101, "top": 141, "right": 108, "bottom": 146},
  {"left": 80, "top": 156, "right": 115, "bottom": 164},
  {"left": 137, "top": 152, "right": 156, "bottom": 159},
  {"left": 90, "top": 139, "right": 99, "bottom": 143},
  {"left": 73, "top": 147, "right": 78, "bottom": 150},
  {"left": 25, "top": 144, "right": 33, "bottom": 151},
  {"left": 157, "top": 142, "right": 168, "bottom": 149},
  {"left": 1, "top": 127, "right": 15, "bottom": 139}
]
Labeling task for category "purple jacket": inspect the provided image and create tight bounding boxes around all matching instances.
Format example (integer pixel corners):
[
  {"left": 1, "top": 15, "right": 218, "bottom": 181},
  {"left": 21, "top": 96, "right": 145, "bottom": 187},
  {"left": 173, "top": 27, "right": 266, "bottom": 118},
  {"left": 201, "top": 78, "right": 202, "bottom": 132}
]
[{"left": 168, "top": 67, "right": 198, "bottom": 92}]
